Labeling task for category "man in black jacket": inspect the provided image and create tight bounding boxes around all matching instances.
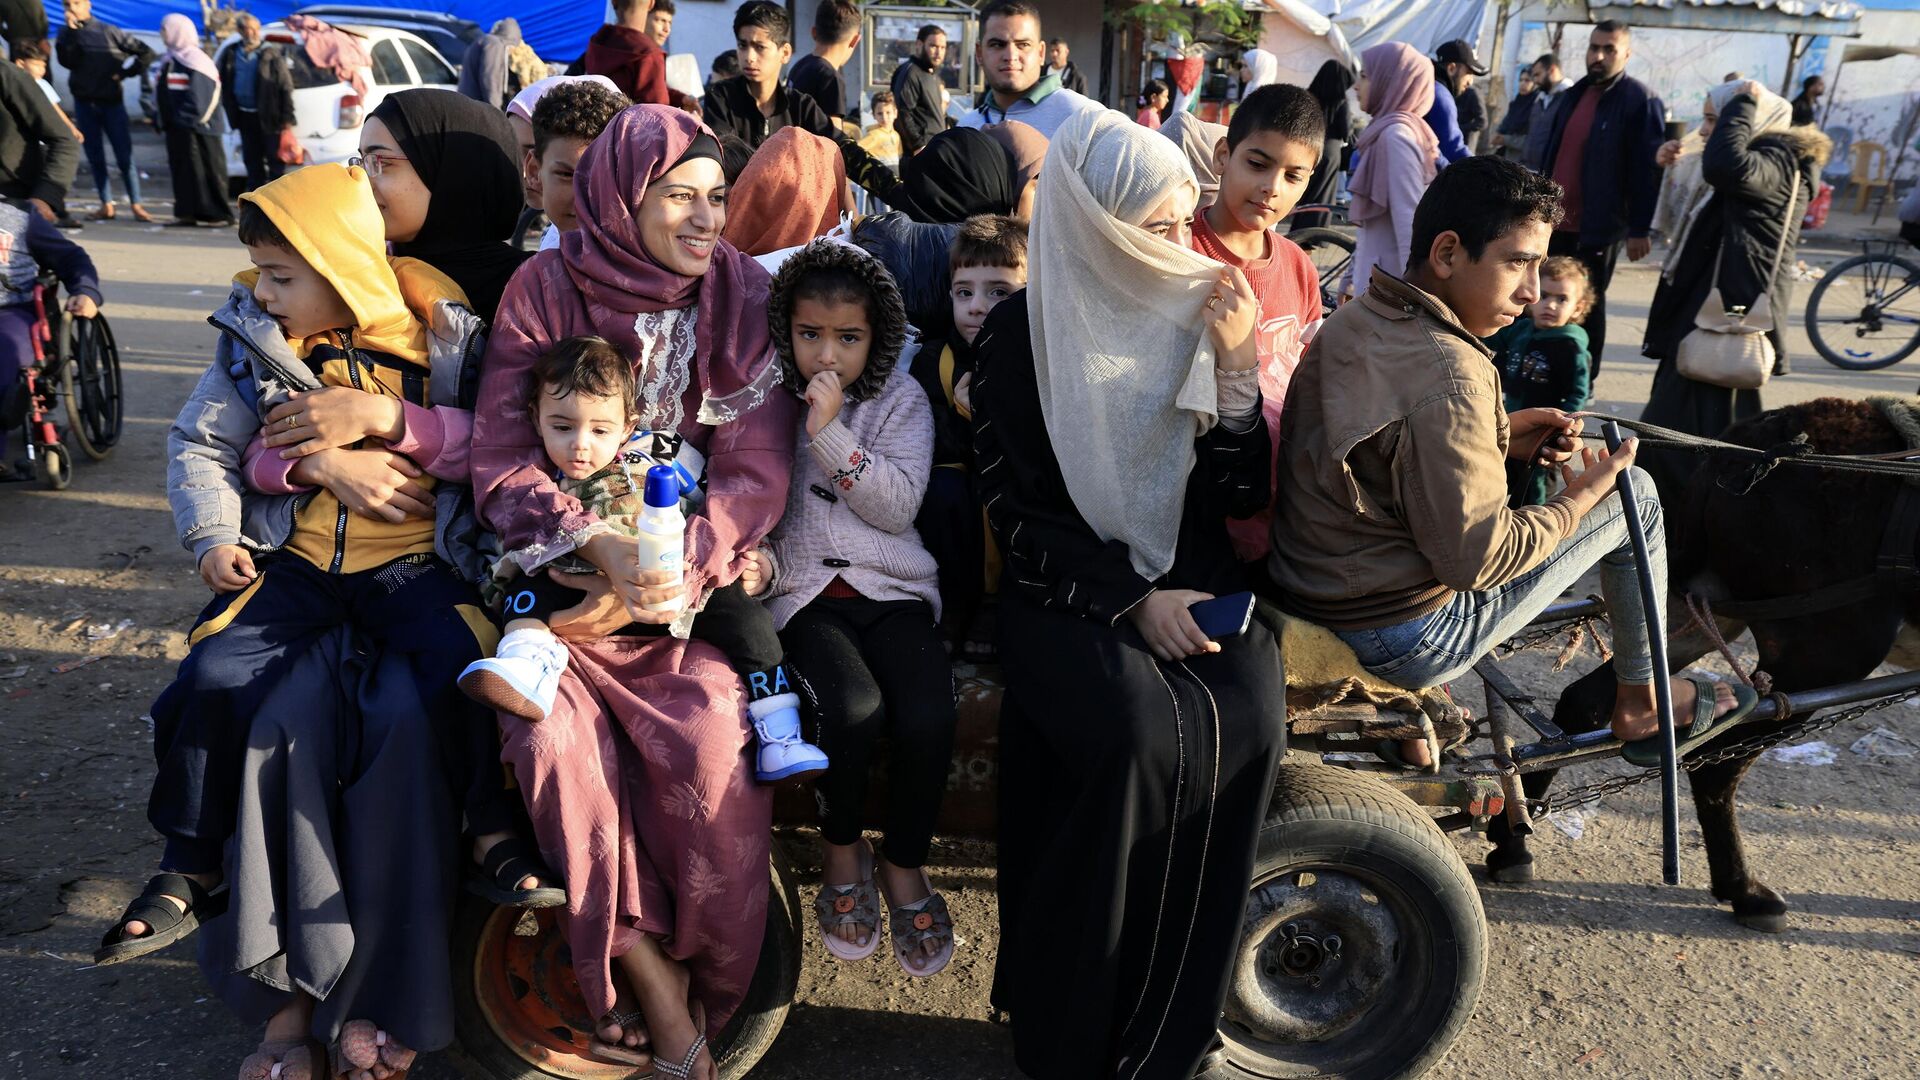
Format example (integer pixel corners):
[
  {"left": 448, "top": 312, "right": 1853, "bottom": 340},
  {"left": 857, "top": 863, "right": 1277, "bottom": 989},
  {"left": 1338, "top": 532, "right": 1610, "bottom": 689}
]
[
  {"left": 702, "top": 0, "right": 838, "bottom": 151},
  {"left": 0, "top": 50, "right": 77, "bottom": 221},
  {"left": 54, "top": 0, "right": 149, "bottom": 220},
  {"left": 1536, "top": 19, "right": 1665, "bottom": 378},
  {"left": 891, "top": 23, "right": 946, "bottom": 155},
  {"left": 217, "top": 13, "right": 295, "bottom": 193},
  {"left": 1044, "top": 38, "right": 1085, "bottom": 95}
]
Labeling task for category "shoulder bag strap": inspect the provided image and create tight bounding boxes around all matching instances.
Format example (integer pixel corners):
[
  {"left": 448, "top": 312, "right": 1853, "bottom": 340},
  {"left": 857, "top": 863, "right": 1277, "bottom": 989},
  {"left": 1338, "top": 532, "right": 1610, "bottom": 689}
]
[{"left": 1755, "top": 164, "right": 1802, "bottom": 331}]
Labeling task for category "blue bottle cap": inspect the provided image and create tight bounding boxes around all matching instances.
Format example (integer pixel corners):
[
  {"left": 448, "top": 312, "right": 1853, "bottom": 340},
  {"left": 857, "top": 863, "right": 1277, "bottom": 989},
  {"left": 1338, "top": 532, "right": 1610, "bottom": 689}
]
[{"left": 643, "top": 464, "right": 680, "bottom": 509}]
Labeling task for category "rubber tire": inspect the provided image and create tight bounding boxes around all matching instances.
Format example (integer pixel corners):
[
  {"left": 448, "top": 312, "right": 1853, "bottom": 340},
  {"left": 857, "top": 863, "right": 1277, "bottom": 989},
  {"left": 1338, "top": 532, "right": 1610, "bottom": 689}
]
[
  {"left": 1198, "top": 763, "right": 1486, "bottom": 1080},
  {"left": 1806, "top": 251, "right": 1920, "bottom": 371},
  {"left": 1289, "top": 227, "right": 1356, "bottom": 316},
  {"left": 445, "top": 851, "right": 803, "bottom": 1080},
  {"left": 35, "top": 442, "right": 70, "bottom": 490},
  {"left": 63, "top": 316, "right": 123, "bottom": 461}
]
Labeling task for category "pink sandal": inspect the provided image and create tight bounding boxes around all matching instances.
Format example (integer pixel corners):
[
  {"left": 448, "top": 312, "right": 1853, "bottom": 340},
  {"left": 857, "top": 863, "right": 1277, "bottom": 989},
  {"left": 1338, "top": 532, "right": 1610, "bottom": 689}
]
[
  {"left": 813, "top": 841, "right": 882, "bottom": 961},
  {"left": 333, "top": 1020, "right": 415, "bottom": 1077}
]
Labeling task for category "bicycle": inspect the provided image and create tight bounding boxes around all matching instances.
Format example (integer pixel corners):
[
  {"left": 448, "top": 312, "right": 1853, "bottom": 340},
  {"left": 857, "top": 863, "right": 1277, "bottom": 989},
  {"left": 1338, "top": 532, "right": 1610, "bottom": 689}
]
[
  {"left": 1286, "top": 203, "right": 1354, "bottom": 318},
  {"left": 1805, "top": 235, "right": 1920, "bottom": 371}
]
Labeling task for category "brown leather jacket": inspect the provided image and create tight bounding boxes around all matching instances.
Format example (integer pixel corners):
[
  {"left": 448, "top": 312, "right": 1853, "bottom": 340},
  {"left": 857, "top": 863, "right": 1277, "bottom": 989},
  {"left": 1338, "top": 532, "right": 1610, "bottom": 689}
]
[{"left": 1266, "top": 269, "right": 1577, "bottom": 629}]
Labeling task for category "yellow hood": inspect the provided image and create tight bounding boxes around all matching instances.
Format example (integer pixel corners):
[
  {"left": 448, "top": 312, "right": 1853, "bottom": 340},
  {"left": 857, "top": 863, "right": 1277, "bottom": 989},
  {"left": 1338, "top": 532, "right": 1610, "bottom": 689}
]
[{"left": 238, "top": 163, "right": 468, "bottom": 364}]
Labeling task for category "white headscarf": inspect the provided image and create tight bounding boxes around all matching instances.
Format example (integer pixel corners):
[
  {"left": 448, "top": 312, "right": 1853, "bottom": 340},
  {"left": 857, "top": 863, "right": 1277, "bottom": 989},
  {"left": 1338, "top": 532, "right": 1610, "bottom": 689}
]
[
  {"left": 1664, "top": 81, "right": 1797, "bottom": 279},
  {"left": 1241, "top": 48, "right": 1279, "bottom": 97},
  {"left": 1029, "top": 108, "right": 1224, "bottom": 581}
]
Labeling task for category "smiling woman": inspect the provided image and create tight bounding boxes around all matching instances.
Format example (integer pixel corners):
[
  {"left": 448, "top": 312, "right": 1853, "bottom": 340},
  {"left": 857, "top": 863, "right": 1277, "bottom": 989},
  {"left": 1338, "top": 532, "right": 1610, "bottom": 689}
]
[{"left": 469, "top": 104, "right": 797, "bottom": 1080}]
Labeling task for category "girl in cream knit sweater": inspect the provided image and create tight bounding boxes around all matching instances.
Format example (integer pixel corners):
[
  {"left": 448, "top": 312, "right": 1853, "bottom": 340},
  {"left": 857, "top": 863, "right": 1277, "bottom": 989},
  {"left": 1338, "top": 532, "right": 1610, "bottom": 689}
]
[{"left": 742, "top": 240, "right": 957, "bottom": 980}]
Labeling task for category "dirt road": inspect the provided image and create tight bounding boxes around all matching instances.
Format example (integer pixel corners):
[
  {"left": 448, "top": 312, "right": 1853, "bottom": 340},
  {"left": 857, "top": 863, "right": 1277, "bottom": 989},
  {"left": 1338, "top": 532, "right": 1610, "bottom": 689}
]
[{"left": 2, "top": 189, "right": 1918, "bottom": 1079}]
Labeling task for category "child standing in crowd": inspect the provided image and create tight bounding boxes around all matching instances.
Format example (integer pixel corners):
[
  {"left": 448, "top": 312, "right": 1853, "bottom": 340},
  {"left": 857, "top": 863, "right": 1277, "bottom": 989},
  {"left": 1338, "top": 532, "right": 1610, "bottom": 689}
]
[
  {"left": 913, "top": 214, "right": 1026, "bottom": 656},
  {"left": 457, "top": 335, "right": 830, "bottom": 783},
  {"left": 859, "top": 90, "right": 903, "bottom": 161},
  {"left": 1486, "top": 253, "right": 1593, "bottom": 505},
  {"left": 1135, "top": 78, "right": 1170, "bottom": 129},
  {"left": 1187, "top": 83, "right": 1324, "bottom": 563},
  {"left": 527, "top": 80, "right": 630, "bottom": 251},
  {"left": 702, "top": 1, "right": 836, "bottom": 151},
  {"left": 742, "top": 239, "right": 957, "bottom": 977}
]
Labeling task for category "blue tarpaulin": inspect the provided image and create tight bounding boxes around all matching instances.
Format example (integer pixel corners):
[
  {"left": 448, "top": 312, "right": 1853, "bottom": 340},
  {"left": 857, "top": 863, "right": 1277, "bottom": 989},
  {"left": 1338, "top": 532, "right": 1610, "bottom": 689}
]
[{"left": 42, "top": 0, "right": 602, "bottom": 59}]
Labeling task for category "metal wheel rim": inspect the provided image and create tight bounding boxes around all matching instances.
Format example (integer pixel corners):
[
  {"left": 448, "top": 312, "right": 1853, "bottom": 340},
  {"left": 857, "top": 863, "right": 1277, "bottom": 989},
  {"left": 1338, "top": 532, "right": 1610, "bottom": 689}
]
[
  {"left": 470, "top": 904, "right": 641, "bottom": 1079},
  {"left": 1216, "top": 861, "right": 1428, "bottom": 1075}
]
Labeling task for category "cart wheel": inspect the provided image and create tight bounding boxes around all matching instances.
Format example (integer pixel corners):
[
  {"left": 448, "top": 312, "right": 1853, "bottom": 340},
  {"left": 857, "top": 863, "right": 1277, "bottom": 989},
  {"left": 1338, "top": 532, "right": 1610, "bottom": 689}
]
[
  {"left": 34, "top": 442, "right": 71, "bottom": 490},
  {"left": 61, "top": 316, "right": 123, "bottom": 461},
  {"left": 1200, "top": 764, "right": 1486, "bottom": 1080},
  {"left": 446, "top": 850, "right": 802, "bottom": 1079}
]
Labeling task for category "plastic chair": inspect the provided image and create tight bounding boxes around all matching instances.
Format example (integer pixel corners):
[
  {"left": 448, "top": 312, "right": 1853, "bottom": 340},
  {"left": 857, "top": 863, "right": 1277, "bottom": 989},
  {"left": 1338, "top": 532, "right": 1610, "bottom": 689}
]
[{"left": 1851, "top": 140, "right": 1891, "bottom": 213}]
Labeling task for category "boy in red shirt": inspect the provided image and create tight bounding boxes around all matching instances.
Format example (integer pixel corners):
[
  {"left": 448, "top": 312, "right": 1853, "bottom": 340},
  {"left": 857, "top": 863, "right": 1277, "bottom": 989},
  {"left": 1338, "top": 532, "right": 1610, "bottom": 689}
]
[{"left": 1186, "top": 83, "right": 1325, "bottom": 562}]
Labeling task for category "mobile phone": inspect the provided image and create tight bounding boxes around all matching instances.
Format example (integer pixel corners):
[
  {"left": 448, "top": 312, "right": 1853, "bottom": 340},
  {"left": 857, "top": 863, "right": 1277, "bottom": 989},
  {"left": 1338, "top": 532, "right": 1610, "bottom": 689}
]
[{"left": 1189, "top": 591, "right": 1255, "bottom": 641}]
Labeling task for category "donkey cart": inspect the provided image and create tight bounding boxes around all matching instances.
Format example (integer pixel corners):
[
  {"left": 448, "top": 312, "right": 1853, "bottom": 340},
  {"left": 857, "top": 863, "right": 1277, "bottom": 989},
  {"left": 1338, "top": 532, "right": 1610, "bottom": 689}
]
[{"left": 441, "top": 570, "right": 1920, "bottom": 1080}]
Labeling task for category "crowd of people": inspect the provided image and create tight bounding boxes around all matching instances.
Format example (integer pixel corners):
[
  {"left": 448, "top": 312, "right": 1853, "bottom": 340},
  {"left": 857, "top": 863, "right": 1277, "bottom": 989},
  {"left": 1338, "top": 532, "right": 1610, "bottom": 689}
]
[{"left": 0, "top": 1, "right": 1845, "bottom": 1078}]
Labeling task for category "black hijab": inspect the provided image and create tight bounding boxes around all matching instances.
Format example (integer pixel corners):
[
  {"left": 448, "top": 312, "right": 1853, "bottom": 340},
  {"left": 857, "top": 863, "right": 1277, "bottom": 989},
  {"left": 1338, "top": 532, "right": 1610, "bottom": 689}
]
[
  {"left": 897, "top": 128, "right": 1017, "bottom": 224},
  {"left": 369, "top": 89, "right": 529, "bottom": 322},
  {"left": 1307, "top": 59, "right": 1356, "bottom": 143}
]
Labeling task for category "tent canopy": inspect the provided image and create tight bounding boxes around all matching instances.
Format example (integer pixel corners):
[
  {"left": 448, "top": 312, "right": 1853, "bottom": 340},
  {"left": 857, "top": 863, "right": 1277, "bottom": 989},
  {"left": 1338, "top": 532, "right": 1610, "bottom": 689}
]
[{"left": 1584, "top": 0, "right": 1864, "bottom": 38}]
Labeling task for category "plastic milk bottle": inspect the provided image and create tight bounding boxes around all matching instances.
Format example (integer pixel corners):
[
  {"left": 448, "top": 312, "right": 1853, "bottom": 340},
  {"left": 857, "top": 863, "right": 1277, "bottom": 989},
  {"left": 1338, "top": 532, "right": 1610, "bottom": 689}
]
[{"left": 635, "top": 464, "right": 685, "bottom": 613}]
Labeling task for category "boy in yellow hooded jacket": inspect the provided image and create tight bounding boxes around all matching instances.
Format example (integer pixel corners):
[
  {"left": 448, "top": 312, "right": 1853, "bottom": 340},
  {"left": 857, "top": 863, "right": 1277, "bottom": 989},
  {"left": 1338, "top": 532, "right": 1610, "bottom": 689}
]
[{"left": 105, "top": 166, "right": 560, "bottom": 1003}]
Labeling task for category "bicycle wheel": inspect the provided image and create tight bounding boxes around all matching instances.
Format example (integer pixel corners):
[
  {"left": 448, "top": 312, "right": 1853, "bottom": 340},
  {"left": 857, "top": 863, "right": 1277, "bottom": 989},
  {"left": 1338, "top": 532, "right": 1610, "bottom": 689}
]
[
  {"left": 1806, "top": 251, "right": 1920, "bottom": 371},
  {"left": 62, "top": 316, "right": 123, "bottom": 460},
  {"left": 1290, "top": 226, "right": 1355, "bottom": 317}
]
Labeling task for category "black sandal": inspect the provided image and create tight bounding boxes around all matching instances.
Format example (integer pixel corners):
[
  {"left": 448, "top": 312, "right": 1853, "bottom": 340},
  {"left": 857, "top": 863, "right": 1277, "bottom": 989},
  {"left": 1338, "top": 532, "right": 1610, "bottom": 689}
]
[
  {"left": 94, "top": 872, "right": 227, "bottom": 966},
  {"left": 468, "top": 836, "right": 567, "bottom": 908}
]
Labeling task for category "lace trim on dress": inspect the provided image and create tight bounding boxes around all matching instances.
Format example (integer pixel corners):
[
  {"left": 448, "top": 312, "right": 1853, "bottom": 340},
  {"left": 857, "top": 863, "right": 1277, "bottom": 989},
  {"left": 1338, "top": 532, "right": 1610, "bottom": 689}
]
[
  {"left": 696, "top": 349, "right": 784, "bottom": 426},
  {"left": 633, "top": 306, "right": 698, "bottom": 434}
]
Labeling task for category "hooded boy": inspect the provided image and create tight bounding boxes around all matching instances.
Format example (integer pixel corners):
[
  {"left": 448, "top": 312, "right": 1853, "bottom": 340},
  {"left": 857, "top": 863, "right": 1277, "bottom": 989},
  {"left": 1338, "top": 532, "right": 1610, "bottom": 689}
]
[{"left": 111, "top": 164, "right": 556, "bottom": 988}]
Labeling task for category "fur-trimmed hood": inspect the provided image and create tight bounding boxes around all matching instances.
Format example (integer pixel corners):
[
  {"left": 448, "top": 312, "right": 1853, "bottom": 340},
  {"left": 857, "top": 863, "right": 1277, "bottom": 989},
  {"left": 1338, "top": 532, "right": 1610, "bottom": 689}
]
[
  {"left": 1774, "top": 124, "right": 1834, "bottom": 170},
  {"left": 767, "top": 239, "right": 910, "bottom": 403}
]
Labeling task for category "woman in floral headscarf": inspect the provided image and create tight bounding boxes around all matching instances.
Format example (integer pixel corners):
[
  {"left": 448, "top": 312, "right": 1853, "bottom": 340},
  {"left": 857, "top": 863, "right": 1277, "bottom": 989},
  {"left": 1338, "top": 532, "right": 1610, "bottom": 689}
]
[{"left": 471, "top": 104, "right": 798, "bottom": 1080}]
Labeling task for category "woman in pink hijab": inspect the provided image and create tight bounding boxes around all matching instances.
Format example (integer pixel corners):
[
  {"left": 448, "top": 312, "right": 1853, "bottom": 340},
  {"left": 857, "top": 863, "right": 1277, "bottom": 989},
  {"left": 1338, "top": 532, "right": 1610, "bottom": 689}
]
[
  {"left": 155, "top": 13, "right": 231, "bottom": 225},
  {"left": 472, "top": 105, "right": 796, "bottom": 1080},
  {"left": 1348, "top": 42, "right": 1440, "bottom": 287}
]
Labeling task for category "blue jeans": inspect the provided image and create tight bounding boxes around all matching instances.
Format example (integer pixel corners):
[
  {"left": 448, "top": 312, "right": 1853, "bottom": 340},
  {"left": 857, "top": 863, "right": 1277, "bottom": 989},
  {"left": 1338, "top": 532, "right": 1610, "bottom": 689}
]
[
  {"left": 73, "top": 99, "right": 142, "bottom": 205},
  {"left": 1337, "top": 467, "right": 1664, "bottom": 689}
]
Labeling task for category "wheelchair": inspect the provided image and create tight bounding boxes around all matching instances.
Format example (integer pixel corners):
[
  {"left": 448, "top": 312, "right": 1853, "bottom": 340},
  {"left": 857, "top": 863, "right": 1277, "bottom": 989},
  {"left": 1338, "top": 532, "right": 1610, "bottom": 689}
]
[{"left": 3, "top": 270, "right": 123, "bottom": 489}]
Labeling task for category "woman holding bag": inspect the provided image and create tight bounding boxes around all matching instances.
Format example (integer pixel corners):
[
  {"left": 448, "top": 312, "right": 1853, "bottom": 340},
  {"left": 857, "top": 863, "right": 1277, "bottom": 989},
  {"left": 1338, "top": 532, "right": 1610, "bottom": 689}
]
[{"left": 1639, "top": 80, "right": 1829, "bottom": 495}]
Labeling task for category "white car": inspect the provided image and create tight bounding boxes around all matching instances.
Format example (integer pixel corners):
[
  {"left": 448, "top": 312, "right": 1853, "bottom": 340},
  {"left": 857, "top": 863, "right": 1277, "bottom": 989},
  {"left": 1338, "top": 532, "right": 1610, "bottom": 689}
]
[{"left": 211, "top": 23, "right": 458, "bottom": 178}]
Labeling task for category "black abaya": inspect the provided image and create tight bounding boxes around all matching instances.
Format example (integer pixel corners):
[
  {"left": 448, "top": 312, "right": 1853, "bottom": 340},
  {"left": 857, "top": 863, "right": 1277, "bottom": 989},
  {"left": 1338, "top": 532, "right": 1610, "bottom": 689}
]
[
  {"left": 974, "top": 293, "right": 1287, "bottom": 1079},
  {"left": 370, "top": 89, "right": 530, "bottom": 322}
]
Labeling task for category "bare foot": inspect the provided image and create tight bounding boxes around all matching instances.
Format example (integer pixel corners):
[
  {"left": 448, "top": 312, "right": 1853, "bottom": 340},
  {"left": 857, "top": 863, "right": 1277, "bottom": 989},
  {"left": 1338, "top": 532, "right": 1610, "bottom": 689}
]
[
  {"left": 1395, "top": 738, "right": 1433, "bottom": 768},
  {"left": 616, "top": 936, "right": 718, "bottom": 1080},
  {"left": 472, "top": 831, "right": 542, "bottom": 893},
  {"left": 1611, "top": 677, "right": 1735, "bottom": 742},
  {"left": 237, "top": 994, "right": 317, "bottom": 1080},
  {"left": 130, "top": 203, "right": 154, "bottom": 223},
  {"left": 334, "top": 1020, "right": 415, "bottom": 1080},
  {"left": 124, "top": 868, "right": 222, "bottom": 938},
  {"left": 876, "top": 856, "right": 943, "bottom": 963},
  {"left": 820, "top": 841, "right": 874, "bottom": 949},
  {"left": 593, "top": 970, "right": 650, "bottom": 1061}
]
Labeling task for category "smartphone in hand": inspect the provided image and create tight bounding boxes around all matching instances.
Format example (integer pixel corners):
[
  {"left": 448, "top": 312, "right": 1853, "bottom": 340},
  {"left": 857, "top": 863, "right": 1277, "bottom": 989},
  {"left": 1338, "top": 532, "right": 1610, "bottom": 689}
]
[{"left": 1188, "top": 591, "right": 1255, "bottom": 641}]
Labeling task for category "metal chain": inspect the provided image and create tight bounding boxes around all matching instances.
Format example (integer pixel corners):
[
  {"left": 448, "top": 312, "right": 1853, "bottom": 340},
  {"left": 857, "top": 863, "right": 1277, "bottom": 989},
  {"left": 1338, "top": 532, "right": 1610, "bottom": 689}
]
[
  {"left": 1536, "top": 692, "right": 1913, "bottom": 815},
  {"left": 1494, "top": 612, "right": 1612, "bottom": 671}
]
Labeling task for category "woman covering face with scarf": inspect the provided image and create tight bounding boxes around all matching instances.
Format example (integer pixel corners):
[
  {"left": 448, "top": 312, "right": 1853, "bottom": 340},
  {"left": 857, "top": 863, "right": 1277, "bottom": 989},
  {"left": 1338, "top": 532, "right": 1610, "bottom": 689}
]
[
  {"left": 1638, "top": 78, "right": 1829, "bottom": 495},
  {"left": 362, "top": 89, "right": 531, "bottom": 322},
  {"left": 970, "top": 106, "right": 1285, "bottom": 1080},
  {"left": 470, "top": 104, "right": 796, "bottom": 1080}
]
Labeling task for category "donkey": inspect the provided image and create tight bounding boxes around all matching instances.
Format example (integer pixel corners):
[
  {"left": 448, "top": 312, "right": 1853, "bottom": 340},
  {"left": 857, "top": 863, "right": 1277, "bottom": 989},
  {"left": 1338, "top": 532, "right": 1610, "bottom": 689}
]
[{"left": 1487, "top": 397, "right": 1919, "bottom": 932}]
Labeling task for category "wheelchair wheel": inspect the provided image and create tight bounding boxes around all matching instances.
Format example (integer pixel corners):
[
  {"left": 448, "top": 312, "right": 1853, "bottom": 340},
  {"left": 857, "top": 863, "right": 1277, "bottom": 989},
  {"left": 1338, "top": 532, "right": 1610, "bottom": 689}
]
[
  {"left": 61, "top": 315, "right": 123, "bottom": 460},
  {"left": 34, "top": 442, "right": 71, "bottom": 489}
]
